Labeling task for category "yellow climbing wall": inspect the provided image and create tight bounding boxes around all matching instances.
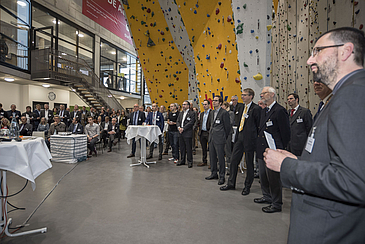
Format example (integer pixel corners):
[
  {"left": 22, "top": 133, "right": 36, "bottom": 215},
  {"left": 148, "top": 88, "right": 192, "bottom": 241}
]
[
  {"left": 123, "top": 1, "right": 189, "bottom": 105},
  {"left": 176, "top": 0, "right": 241, "bottom": 110}
]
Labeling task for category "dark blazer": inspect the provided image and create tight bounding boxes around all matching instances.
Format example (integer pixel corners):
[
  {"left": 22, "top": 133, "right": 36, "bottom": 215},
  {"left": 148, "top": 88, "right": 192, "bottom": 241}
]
[
  {"left": 6, "top": 110, "right": 21, "bottom": 123},
  {"left": 70, "top": 111, "right": 81, "bottom": 122},
  {"left": 68, "top": 123, "right": 84, "bottom": 134},
  {"left": 129, "top": 111, "right": 146, "bottom": 125},
  {"left": 0, "top": 109, "right": 5, "bottom": 119},
  {"left": 257, "top": 102, "right": 290, "bottom": 159},
  {"left": 198, "top": 109, "right": 213, "bottom": 136},
  {"left": 33, "top": 109, "right": 41, "bottom": 129},
  {"left": 176, "top": 109, "right": 196, "bottom": 138},
  {"left": 230, "top": 102, "right": 244, "bottom": 126},
  {"left": 40, "top": 109, "right": 54, "bottom": 124},
  {"left": 208, "top": 108, "right": 231, "bottom": 144},
  {"left": 19, "top": 123, "right": 32, "bottom": 136},
  {"left": 58, "top": 110, "right": 70, "bottom": 124},
  {"left": 107, "top": 123, "right": 120, "bottom": 137},
  {"left": 145, "top": 111, "right": 164, "bottom": 132},
  {"left": 281, "top": 69, "right": 365, "bottom": 243},
  {"left": 288, "top": 106, "right": 313, "bottom": 155},
  {"left": 235, "top": 102, "right": 261, "bottom": 151}
]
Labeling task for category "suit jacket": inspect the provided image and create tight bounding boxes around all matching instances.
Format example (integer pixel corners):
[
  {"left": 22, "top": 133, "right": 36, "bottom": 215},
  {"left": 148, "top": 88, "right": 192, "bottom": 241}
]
[
  {"left": 58, "top": 110, "right": 70, "bottom": 124},
  {"left": 257, "top": 102, "right": 290, "bottom": 159},
  {"left": 33, "top": 109, "right": 41, "bottom": 128},
  {"left": 48, "top": 122, "right": 67, "bottom": 137},
  {"left": 198, "top": 109, "right": 213, "bottom": 136},
  {"left": 280, "top": 69, "right": 365, "bottom": 244},
  {"left": 6, "top": 110, "right": 21, "bottom": 123},
  {"left": 68, "top": 123, "right": 84, "bottom": 134},
  {"left": 129, "top": 111, "right": 146, "bottom": 125},
  {"left": 0, "top": 109, "right": 5, "bottom": 119},
  {"left": 70, "top": 111, "right": 81, "bottom": 122},
  {"left": 208, "top": 108, "right": 231, "bottom": 144},
  {"left": 176, "top": 109, "right": 196, "bottom": 138},
  {"left": 107, "top": 123, "right": 120, "bottom": 137},
  {"left": 234, "top": 102, "right": 261, "bottom": 151},
  {"left": 230, "top": 102, "right": 244, "bottom": 126},
  {"left": 288, "top": 106, "right": 312, "bottom": 154},
  {"left": 145, "top": 111, "right": 164, "bottom": 133},
  {"left": 40, "top": 109, "right": 54, "bottom": 124},
  {"left": 19, "top": 123, "right": 32, "bottom": 136}
]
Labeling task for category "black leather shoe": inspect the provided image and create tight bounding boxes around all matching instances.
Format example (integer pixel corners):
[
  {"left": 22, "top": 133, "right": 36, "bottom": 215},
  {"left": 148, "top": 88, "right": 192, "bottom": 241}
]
[
  {"left": 188, "top": 163, "right": 192, "bottom": 168},
  {"left": 241, "top": 187, "right": 250, "bottom": 196},
  {"left": 127, "top": 154, "right": 135, "bottom": 158},
  {"left": 262, "top": 205, "right": 281, "bottom": 213},
  {"left": 218, "top": 178, "right": 225, "bottom": 185},
  {"left": 220, "top": 185, "right": 235, "bottom": 191},
  {"left": 146, "top": 155, "right": 153, "bottom": 159},
  {"left": 205, "top": 174, "right": 218, "bottom": 180},
  {"left": 158, "top": 155, "right": 162, "bottom": 160},
  {"left": 176, "top": 163, "right": 186, "bottom": 166},
  {"left": 254, "top": 197, "right": 271, "bottom": 204}
]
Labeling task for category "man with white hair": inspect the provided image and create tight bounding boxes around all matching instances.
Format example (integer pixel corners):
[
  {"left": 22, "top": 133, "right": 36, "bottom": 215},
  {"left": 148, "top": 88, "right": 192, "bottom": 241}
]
[{"left": 254, "top": 86, "right": 290, "bottom": 213}]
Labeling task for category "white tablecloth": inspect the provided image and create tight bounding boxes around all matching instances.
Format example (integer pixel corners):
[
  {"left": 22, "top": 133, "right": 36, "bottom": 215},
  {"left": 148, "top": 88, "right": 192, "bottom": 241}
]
[
  {"left": 126, "top": 125, "right": 162, "bottom": 144},
  {"left": 50, "top": 134, "right": 87, "bottom": 163},
  {"left": 0, "top": 137, "right": 52, "bottom": 190}
]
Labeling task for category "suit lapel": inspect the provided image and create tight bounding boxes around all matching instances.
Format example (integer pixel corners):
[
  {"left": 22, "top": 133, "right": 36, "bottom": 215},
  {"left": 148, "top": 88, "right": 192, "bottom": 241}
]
[
  {"left": 290, "top": 106, "right": 302, "bottom": 125},
  {"left": 259, "top": 103, "right": 276, "bottom": 133}
]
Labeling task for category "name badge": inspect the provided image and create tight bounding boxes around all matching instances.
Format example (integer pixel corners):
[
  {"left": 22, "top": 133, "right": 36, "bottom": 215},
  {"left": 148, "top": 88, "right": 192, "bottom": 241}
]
[
  {"left": 244, "top": 114, "right": 249, "bottom": 119},
  {"left": 139, "top": 118, "right": 141, "bottom": 121},
  {"left": 187, "top": 117, "right": 191, "bottom": 121},
  {"left": 266, "top": 121, "right": 273, "bottom": 127},
  {"left": 215, "top": 120, "right": 221, "bottom": 124},
  {"left": 77, "top": 129, "right": 81, "bottom": 131},
  {"left": 173, "top": 114, "right": 176, "bottom": 116},
  {"left": 305, "top": 126, "right": 316, "bottom": 153},
  {"left": 297, "top": 118, "right": 303, "bottom": 123},
  {"left": 235, "top": 111, "right": 239, "bottom": 114},
  {"left": 157, "top": 118, "right": 160, "bottom": 121}
]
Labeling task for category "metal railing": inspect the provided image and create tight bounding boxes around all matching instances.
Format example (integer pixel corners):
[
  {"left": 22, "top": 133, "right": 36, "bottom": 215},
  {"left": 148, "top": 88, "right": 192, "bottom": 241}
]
[{"left": 31, "top": 48, "right": 123, "bottom": 111}]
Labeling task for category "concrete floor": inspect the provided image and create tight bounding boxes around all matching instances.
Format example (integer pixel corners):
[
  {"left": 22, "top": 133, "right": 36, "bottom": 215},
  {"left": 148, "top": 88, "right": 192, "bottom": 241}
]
[{"left": 1, "top": 140, "right": 291, "bottom": 244}]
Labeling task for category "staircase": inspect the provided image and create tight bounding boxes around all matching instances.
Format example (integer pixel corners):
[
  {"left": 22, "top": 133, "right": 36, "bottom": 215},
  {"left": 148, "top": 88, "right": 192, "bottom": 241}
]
[{"left": 31, "top": 48, "right": 123, "bottom": 111}]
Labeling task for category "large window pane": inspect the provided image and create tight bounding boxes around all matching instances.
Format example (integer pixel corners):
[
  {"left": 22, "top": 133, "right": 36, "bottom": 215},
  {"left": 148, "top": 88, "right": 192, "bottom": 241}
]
[
  {"left": 79, "top": 31, "right": 93, "bottom": 52},
  {"left": 1, "top": 0, "right": 30, "bottom": 25},
  {"left": 101, "top": 42, "right": 116, "bottom": 61},
  {"left": 32, "top": 6, "right": 55, "bottom": 34},
  {"left": 58, "top": 21, "right": 76, "bottom": 45},
  {"left": 58, "top": 39, "right": 76, "bottom": 56},
  {"left": 79, "top": 48, "right": 93, "bottom": 69}
]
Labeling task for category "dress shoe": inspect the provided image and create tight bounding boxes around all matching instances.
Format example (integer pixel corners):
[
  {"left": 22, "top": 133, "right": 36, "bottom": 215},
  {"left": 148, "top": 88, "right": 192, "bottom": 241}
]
[
  {"left": 220, "top": 185, "right": 235, "bottom": 191},
  {"left": 146, "top": 155, "right": 153, "bottom": 159},
  {"left": 176, "top": 163, "right": 185, "bottom": 166},
  {"left": 254, "top": 197, "right": 271, "bottom": 204},
  {"left": 254, "top": 173, "right": 259, "bottom": 179},
  {"left": 241, "top": 187, "right": 250, "bottom": 196},
  {"left": 208, "top": 165, "right": 211, "bottom": 169},
  {"left": 127, "top": 154, "right": 135, "bottom": 158},
  {"left": 113, "top": 141, "right": 117, "bottom": 146},
  {"left": 188, "top": 163, "right": 192, "bottom": 168},
  {"left": 262, "top": 205, "right": 281, "bottom": 213},
  {"left": 107, "top": 149, "right": 112, "bottom": 152},
  {"left": 197, "top": 162, "right": 207, "bottom": 167},
  {"left": 162, "top": 152, "right": 168, "bottom": 155},
  {"left": 218, "top": 178, "right": 225, "bottom": 185},
  {"left": 205, "top": 174, "right": 218, "bottom": 180},
  {"left": 158, "top": 155, "right": 162, "bottom": 160}
]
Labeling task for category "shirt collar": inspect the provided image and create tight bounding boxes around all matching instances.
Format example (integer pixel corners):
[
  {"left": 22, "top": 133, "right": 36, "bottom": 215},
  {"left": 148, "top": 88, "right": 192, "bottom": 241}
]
[
  {"left": 204, "top": 108, "right": 211, "bottom": 114},
  {"left": 322, "top": 93, "right": 332, "bottom": 103},
  {"left": 267, "top": 101, "right": 276, "bottom": 111}
]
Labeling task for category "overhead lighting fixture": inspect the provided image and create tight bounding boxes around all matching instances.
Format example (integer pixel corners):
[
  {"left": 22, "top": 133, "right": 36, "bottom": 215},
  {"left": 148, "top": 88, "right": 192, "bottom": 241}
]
[
  {"left": 17, "top": 1, "right": 26, "bottom": 7},
  {"left": 52, "top": 20, "right": 60, "bottom": 24},
  {"left": 61, "top": 53, "right": 67, "bottom": 55},
  {"left": 111, "top": 51, "right": 116, "bottom": 55},
  {"left": 42, "top": 84, "right": 50, "bottom": 88},
  {"left": 120, "top": 96, "right": 125, "bottom": 100},
  {"left": 78, "top": 34, "right": 84, "bottom": 37},
  {"left": 4, "top": 78, "right": 14, "bottom": 82},
  {"left": 123, "top": 57, "right": 127, "bottom": 61}
]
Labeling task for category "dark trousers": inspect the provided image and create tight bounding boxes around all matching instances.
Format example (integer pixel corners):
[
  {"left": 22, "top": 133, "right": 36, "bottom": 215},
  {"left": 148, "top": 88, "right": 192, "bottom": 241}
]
[
  {"left": 199, "top": 131, "right": 209, "bottom": 164},
  {"left": 258, "top": 158, "right": 282, "bottom": 209},
  {"left": 108, "top": 134, "right": 118, "bottom": 149},
  {"left": 227, "top": 141, "right": 255, "bottom": 188},
  {"left": 164, "top": 131, "right": 170, "bottom": 152},
  {"left": 88, "top": 137, "right": 98, "bottom": 152},
  {"left": 149, "top": 134, "right": 163, "bottom": 157},
  {"left": 101, "top": 130, "right": 108, "bottom": 145},
  {"left": 131, "top": 138, "right": 140, "bottom": 155},
  {"left": 179, "top": 136, "right": 192, "bottom": 165},
  {"left": 209, "top": 141, "right": 226, "bottom": 179},
  {"left": 169, "top": 131, "right": 179, "bottom": 160}
]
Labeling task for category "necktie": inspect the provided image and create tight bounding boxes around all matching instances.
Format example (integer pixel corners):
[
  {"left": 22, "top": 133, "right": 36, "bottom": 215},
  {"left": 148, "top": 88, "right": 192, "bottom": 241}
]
[
  {"left": 133, "top": 112, "right": 137, "bottom": 125},
  {"left": 313, "top": 101, "right": 324, "bottom": 122},
  {"left": 153, "top": 112, "right": 156, "bottom": 125},
  {"left": 73, "top": 124, "right": 77, "bottom": 133},
  {"left": 20, "top": 124, "right": 24, "bottom": 131},
  {"left": 290, "top": 109, "right": 295, "bottom": 117},
  {"left": 239, "top": 105, "right": 248, "bottom": 132}
]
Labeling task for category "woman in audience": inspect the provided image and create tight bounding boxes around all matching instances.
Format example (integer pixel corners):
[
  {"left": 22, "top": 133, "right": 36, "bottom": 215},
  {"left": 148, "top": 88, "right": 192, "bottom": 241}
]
[
  {"left": 119, "top": 110, "right": 127, "bottom": 139},
  {"left": 1, "top": 118, "right": 10, "bottom": 129},
  {"left": 37, "top": 117, "right": 49, "bottom": 135},
  {"left": 53, "top": 107, "right": 58, "bottom": 116}
]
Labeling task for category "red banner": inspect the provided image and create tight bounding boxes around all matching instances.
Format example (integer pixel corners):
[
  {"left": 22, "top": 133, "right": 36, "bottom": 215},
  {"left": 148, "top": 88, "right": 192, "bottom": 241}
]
[{"left": 82, "top": 0, "right": 133, "bottom": 45}]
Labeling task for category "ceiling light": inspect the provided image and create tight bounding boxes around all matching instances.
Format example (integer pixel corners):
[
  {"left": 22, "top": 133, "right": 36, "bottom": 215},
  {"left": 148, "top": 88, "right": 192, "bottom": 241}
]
[
  {"left": 111, "top": 51, "right": 116, "bottom": 55},
  {"left": 4, "top": 78, "right": 14, "bottom": 82},
  {"left": 17, "top": 1, "right": 26, "bottom": 7},
  {"left": 123, "top": 57, "right": 127, "bottom": 61},
  {"left": 52, "top": 20, "right": 60, "bottom": 24},
  {"left": 78, "top": 34, "right": 84, "bottom": 37},
  {"left": 42, "top": 84, "right": 50, "bottom": 88},
  {"left": 120, "top": 96, "right": 125, "bottom": 100}
]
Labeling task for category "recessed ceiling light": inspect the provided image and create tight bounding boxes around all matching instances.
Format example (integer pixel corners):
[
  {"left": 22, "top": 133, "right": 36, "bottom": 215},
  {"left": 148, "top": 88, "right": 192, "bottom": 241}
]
[
  {"left": 42, "top": 84, "right": 50, "bottom": 88},
  {"left": 4, "top": 78, "right": 14, "bottom": 82},
  {"left": 78, "top": 34, "right": 84, "bottom": 37},
  {"left": 120, "top": 96, "right": 125, "bottom": 100}
]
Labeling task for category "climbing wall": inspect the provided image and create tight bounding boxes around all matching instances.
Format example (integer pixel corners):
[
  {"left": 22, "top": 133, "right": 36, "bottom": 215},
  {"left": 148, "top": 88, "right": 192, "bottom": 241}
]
[
  {"left": 271, "top": 0, "right": 365, "bottom": 114},
  {"left": 123, "top": 1, "right": 190, "bottom": 106},
  {"left": 231, "top": 0, "right": 272, "bottom": 101},
  {"left": 158, "top": 0, "right": 199, "bottom": 107},
  {"left": 176, "top": 0, "right": 241, "bottom": 110}
]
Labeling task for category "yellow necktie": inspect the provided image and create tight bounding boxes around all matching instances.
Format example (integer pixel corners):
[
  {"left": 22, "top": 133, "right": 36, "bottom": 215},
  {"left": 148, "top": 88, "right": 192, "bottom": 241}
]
[{"left": 239, "top": 105, "right": 248, "bottom": 132}]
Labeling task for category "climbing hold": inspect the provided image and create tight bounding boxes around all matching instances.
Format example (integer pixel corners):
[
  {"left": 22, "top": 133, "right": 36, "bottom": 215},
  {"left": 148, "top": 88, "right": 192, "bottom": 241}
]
[
  {"left": 217, "top": 43, "right": 222, "bottom": 50},
  {"left": 244, "top": 62, "right": 248, "bottom": 67},
  {"left": 253, "top": 73, "right": 263, "bottom": 80},
  {"left": 235, "top": 78, "right": 240, "bottom": 83},
  {"left": 216, "top": 8, "right": 220, "bottom": 15},
  {"left": 243, "top": 4, "right": 246, "bottom": 9},
  {"left": 267, "top": 25, "right": 272, "bottom": 31},
  {"left": 220, "top": 62, "right": 224, "bottom": 68},
  {"left": 227, "top": 16, "right": 232, "bottom": 22}
]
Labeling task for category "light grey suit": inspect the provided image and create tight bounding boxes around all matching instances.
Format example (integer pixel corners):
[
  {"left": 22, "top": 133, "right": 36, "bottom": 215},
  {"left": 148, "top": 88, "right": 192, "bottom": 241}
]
[{"left": 281, "top": 69, "right": 365, "bottom": 243}]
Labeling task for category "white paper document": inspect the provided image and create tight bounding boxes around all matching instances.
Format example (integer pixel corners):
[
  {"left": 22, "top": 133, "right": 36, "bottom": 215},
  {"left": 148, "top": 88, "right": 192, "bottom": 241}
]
[{"left": 264, "top": 131, "right": 276, "bottom": 150}]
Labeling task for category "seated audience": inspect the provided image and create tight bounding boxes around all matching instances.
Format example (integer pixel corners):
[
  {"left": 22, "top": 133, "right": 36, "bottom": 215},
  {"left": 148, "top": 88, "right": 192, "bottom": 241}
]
[
  {"left": 100, "top": 116, "right": 110, "bottom": 147},
  {"left": 37, "top": 117, "right": 50, "bottom": 135},
  {"left": 85, "top": 116, "right": 100, "bottom": 157},
  {"left": 7, "top": 104, "right": 21, "bottom": 123},
  {"left": 48, "top": 115, "right": 67, "bottom": 139},
  {"left": 107, "top": 117, "right": 120, "bottom": 152},
  {"left": 22, "top": 106, "right": 34, "bottom": 126},
  {"left": 68, "top": 117, "right": 84, "bottom": 134},
  {"left": 19, "top": 116, "right": 33, "bottom": 136}
]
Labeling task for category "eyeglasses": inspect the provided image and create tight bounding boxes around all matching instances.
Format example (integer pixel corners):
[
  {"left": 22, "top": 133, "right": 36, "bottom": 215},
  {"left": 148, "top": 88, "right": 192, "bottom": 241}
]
[
  {"left": 182, "top": 103, "right": 188, "bottom": 106},
  {"left": 241, "top": 94, "right": 249, "bottom": 97},
  {"left": 213, "top": 99, "right": 219, "bottom": 102},
  {"left": 311, "top": 44, "right": 344, "bottom": 57},
  {"left": 260, "top": 92, "right": 269, "bottom": 96}
]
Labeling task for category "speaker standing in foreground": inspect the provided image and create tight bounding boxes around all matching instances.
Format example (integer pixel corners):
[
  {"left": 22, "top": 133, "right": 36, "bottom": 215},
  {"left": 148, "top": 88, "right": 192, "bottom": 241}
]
[{"left": 264, "top": 27, "right": 365, "bottom": 243}]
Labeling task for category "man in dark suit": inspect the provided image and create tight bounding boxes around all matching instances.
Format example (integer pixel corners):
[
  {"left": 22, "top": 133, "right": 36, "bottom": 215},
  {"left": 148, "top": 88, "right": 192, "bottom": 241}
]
[
  {"left": 229, "top": 95, "right": 244, "bottom": 126},
  {"left": 205, "top": 95, "right": 231, "bottom": 185},
  {"left": 33, "top": 104, "right": 41, "bottom": 131},
  {"left": 287, "top": 93, "right": 313, "bottom": 156},
  {"left": 100, "top": 116, "right": 110, "bottom": 147},
  {"left": 18, "top": 116, "right": 33, "bottom": 136},
  {"left": 22, "top": 106, "right": 34, "bottom": 127},
  {"left": 58, "top": 105, "right": 70, "bottom": 126},
  {"left": 127, "top": 104, "right": 146, "bottom": 158},
  {"left": 107, "top": 117, "right": 120, "bottom": 152},
  {"left": 313, "top": 81, "right": 332, "bottom": 122},
  {"left": 265, "top": 27, "right": 365, "bottom": 243},
  {"left": 0, "top": 103, "right": 5, "bottom": 120},
  {"left": 6, "top": 104, "right": 21, "bottom": 123},
  {"left": 197, "top": 100, "right": 213, "bottom": 167},
  {"left": 145, "top": 103, "right": 164, "bottom": 160},
  {"left": 176, "top": 100, "right": 196, "bottom": 168},
  {"left": 40, "top": 104, "right": 53, "bottom": 124},
  {"left": 70, "top": 104, "right": 81, "bottom": 123},
  {"left": 255, "top": 86, "right": 290, "bottom": 213},
  {"left": 68, "top": 117, "right": 84, "bottom": 134},
  {"left": 220, "top": 88, "right": 261, "bottom": 195}
]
